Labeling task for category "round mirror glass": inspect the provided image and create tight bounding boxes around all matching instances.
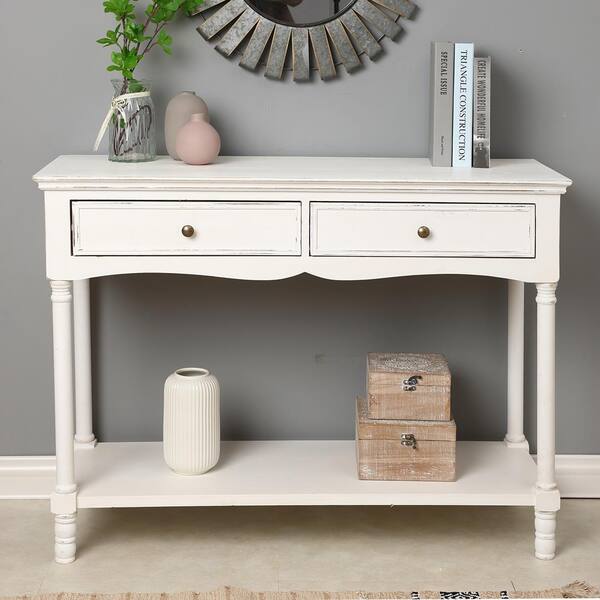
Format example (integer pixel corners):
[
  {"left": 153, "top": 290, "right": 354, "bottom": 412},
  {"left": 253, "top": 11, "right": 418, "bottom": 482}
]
[{"left": 245, "top": 0, "right": 356, "bottom": 27}]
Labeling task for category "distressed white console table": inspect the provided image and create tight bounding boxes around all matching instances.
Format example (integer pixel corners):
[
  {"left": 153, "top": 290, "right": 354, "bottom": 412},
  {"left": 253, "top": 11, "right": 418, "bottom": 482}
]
[{"left": 34, "top": 155, "right": 571, "bottom": 564}]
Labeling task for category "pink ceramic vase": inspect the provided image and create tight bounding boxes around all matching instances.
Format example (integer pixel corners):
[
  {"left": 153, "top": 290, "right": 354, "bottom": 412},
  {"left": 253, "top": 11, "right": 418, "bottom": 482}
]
[
  {"left": 165, "top": 92, "right": 209, "bottom": 161},
  {"left": 175, "top": 113, "right": 221, "bottom": 166}
]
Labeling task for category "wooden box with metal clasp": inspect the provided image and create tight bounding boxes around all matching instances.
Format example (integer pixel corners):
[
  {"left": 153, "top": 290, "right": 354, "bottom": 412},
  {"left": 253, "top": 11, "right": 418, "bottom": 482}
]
[
  {"left": 367, "top": 352, "right": 451, "bottom": 421},
  {"left": 356, "top": 396, "right": 456, "bottom": 481}
]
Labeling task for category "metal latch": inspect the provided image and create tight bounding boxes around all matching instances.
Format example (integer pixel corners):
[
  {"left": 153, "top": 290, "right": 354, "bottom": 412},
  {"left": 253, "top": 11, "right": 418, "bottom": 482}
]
[
  {"left": 402, "top": 375, "right": 422, "bottom": 391},
  {"left": 401, "top": 433, "right": 417, "bottom": 449}
]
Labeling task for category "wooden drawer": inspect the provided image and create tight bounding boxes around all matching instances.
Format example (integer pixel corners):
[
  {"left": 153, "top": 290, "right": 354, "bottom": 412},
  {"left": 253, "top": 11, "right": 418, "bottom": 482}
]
[
  {"left": 72, "top": 201, "right": 302, "bottom": 256},
  {"left": 310, "top": 202, "right": 535, "bottom": 257}
]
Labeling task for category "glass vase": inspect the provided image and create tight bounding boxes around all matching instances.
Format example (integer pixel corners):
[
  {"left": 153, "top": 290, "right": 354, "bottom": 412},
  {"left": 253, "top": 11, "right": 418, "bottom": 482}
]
[{"left": 109, "top": 79, "right": 156, "bottom": 163}]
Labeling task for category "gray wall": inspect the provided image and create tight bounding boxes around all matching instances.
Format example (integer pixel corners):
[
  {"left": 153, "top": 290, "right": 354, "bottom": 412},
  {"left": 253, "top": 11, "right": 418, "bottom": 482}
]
[{"left": 1, "top": 0, "right": 598, "bottom": 455}]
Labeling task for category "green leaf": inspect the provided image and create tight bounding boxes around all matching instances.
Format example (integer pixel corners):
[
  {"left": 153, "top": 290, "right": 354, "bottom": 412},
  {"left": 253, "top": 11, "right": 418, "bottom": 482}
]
[
  {"left": 151, "top": 8, "right": 175, "bottom": 22},
  {"left": 99, "top": 0, "right": 194, "bottom": 68},
  {"left": 124, "top": 21, "right": 146, "bottom": 43},
  {"left": 183, "top": 0, "right": 204, "bottom": 15},
  {"left": 164, "top": 0, "right": 184, "bottom": 11},
  {"left": 97, "top": 29, "right": 120, "bottom": 46},
  {"left": 157, "top": 29, "right": 173, "bottom": 54},
  {"left": 124, "top": 52, "right": 139, "bottom": 69},
  {"left": 103, "top": 0, "right": 135, "bottom": 19},
  {"left": 128, "top": 79, "right": 145, "bottom": 93},
  {"left": 111, "top": 50, "right": 124, "bottom": 67},
  {"left": 110, "top": 48, "right": 140, "bottom": 69},
  {"left": 148, "top": 0, "right": 183, "bottom": 23}
]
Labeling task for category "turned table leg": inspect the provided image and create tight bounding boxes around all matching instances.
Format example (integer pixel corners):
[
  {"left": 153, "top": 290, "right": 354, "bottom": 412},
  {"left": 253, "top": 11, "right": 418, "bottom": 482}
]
[
  {"left": 73, "top": 279, "right": 97, "bottom": 448},
  {"left": 49, "top": 280, "right": 77, "bottom": 564},
  {"left": 534, "top": 282, "right": 560, "bottom": 560},
  {"left": 505, "top": 280, "right": 528, "bottom": 449}
]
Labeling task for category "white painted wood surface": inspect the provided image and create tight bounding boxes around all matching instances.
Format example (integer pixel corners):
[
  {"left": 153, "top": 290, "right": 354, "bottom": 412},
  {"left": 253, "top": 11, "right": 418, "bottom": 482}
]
[
  {"left": 534, "top": 282, "right": 560, "bottom": 559},
  {"left": 42, "top": 224, "right": 563, "bottom": 281},
  {"left": 74, "top": 441, "right": 536, "bottom": 508},
  {"left": 49, "top": 281, "right": 76, "bottom": 496},
  {"left": 73, "top": 279, "right": 96, "bottom": 448},
  {"left": 49, "top": 280, "right": 77, "bottom": 564},
  {"left": 35, "top": 157, "right": 568, "bottom": 283},
  {"left": 6, "top": 453, "right": 600, "bottom": 500},
  {"left": 54, "top": 513, "right": 76, "bottom": 564},
  {"left": 72, "top": 201, "right": 302, "bottom": 256},
  {"left": 33, "top": 156, "right": 571, "bottom": 194},
  {"left": 505, "top": 280, "right": 527, "bottom": 449},
  {"left": 310, "top": 202, "right": 535, "bottom": 257},
  {"left": 32, "top": 155, "right": 572, "bottom": 563}
]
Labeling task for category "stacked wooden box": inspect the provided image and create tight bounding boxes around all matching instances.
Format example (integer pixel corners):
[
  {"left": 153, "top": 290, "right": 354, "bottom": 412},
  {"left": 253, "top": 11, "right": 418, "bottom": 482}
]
[{"left": 356, "top": 353, "right": 456, "bottom": 481}]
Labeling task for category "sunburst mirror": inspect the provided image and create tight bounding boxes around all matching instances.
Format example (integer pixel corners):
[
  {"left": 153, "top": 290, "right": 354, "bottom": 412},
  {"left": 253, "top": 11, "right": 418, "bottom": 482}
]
[{"left": 191, "top": 0, "right": 416, "bottom": 81}]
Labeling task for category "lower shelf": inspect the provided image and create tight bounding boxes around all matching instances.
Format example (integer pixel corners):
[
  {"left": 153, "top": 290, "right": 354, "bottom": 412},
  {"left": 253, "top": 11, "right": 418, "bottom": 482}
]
[{"left": 75, "top": 440, "right": 537, "bottom": 509}]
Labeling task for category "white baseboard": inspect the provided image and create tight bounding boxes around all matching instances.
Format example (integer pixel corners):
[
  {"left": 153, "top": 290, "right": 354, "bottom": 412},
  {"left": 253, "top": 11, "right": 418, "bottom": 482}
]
[
  {"left": 0, "top": 456, "right": 56, "bottom": 499},
  {"left": 1, "top": 453, "right": 600, "bottom": 500},
  {"left": 555, "top": 455, "right": 600, "bottom": 498}
]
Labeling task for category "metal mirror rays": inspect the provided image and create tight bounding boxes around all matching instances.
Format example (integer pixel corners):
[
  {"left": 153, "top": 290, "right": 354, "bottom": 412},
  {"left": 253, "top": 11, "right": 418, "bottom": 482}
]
[{"left": 190, "top": 0, "right": 416, "bottom": 81}]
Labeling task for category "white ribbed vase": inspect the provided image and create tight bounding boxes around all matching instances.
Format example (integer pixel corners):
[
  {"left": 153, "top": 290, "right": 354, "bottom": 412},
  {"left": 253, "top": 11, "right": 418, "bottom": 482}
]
[{"left": 163, "top": 368, "right": 220, "bottom": 475}]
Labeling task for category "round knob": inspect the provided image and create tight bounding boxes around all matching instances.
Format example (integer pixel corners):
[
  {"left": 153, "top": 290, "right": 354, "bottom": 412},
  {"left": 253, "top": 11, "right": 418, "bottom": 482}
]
[
  {"left": 417, "top": 225, "right": 431, "bottom": 239},
  {"left": 181, "top": 225, "right": 195, "bottom": 238}
]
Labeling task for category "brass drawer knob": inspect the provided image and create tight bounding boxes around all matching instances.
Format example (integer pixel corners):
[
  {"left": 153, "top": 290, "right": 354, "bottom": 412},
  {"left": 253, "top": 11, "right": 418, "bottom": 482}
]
[
  {"left": 417, "top": 225, "right": 431, "bottom": 239},
  {"left": 181, "top": 225, "right": 195, "bottom": 238}
]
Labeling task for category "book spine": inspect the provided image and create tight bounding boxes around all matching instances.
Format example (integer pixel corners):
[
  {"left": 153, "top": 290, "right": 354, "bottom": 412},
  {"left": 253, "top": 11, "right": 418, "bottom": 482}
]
[
  {"left": 473, "top": 56, "right": 491, "bottom": 168},
  {"left": 452, "top": 42, "right": 474, "bottom": 167},
  {"left": 429, "top": 42, "right": 454, "bottom": 167}
]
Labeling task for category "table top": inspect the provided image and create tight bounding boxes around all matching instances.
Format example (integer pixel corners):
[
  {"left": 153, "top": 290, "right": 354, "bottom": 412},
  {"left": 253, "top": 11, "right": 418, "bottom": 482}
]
[{"left": 33, "top": 156, "right": 572, "bottom": 193}]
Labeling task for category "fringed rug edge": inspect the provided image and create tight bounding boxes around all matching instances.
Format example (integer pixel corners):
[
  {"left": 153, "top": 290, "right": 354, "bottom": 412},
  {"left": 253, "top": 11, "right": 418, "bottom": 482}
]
[{"left": 2, "top": 582, "right": 598, "bottom": 600}]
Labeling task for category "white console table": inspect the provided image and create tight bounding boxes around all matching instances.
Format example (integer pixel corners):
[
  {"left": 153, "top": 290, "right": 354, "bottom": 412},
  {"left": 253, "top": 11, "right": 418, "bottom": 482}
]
[{"left": 34, "top": 155, "right": 571, "bottom": 564}]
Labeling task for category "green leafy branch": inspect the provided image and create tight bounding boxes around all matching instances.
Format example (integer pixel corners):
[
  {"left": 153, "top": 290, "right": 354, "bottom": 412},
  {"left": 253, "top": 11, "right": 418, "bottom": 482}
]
[{"left": 97, "top": 0, "right": 203, "bottom": 93}]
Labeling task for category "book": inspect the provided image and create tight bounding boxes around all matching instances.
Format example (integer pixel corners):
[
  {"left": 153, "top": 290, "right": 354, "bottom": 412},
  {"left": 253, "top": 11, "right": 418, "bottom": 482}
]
[
  {"left": 429, "top": 42, "right": 454, "bottom": 167},
  {"left": 452, "top": 42, "right": 474, "bottom": 167},
  {"left": 473, "top": 56, "right": 491, "bottom": 168}
]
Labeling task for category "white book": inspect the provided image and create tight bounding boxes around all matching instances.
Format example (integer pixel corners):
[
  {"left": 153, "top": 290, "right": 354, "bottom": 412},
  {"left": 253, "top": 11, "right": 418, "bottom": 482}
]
[{"left": 452, "top": 42, "right": 474, "bottom": 167}]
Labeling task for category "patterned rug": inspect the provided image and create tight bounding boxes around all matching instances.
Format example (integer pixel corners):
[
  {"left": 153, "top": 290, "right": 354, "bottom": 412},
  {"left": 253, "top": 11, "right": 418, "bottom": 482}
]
[{"left": 3, "top": 583, "right": 599, "bottom": 600}]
